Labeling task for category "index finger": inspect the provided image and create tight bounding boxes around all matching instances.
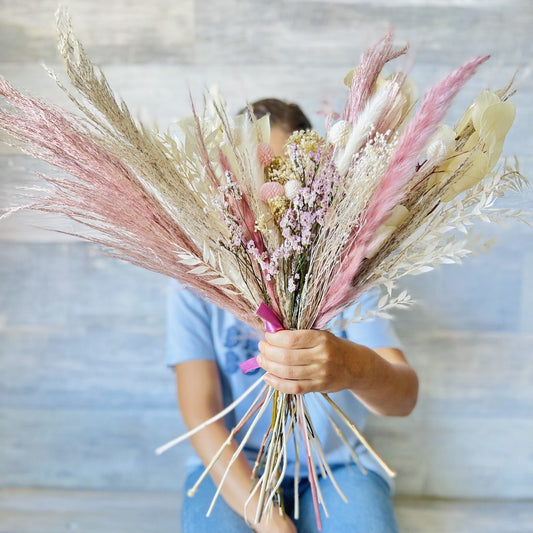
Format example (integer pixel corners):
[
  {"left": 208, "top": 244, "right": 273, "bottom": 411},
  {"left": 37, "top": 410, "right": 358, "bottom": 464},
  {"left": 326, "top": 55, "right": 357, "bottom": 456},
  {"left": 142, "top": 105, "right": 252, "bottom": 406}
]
[{"left": 264, "top": 329, "right": 321, "bottom": 349}]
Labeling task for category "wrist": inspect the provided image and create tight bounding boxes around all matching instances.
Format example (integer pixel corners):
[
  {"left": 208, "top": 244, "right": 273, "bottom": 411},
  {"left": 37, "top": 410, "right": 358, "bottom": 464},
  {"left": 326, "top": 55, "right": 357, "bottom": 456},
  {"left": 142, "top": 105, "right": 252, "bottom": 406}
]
[
  {"left": 342, "top": 338, "right": 370, "bottom": 390},
  {"left": 345, "top": 340, "right": 387, "bottom": 393}
]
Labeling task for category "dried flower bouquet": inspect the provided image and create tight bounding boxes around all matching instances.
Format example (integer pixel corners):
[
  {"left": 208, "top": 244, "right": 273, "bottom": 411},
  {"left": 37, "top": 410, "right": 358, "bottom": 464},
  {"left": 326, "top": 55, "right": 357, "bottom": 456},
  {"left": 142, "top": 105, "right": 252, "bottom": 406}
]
[{"left": 0, "top": 6, "right": 529, "bottom": 529}]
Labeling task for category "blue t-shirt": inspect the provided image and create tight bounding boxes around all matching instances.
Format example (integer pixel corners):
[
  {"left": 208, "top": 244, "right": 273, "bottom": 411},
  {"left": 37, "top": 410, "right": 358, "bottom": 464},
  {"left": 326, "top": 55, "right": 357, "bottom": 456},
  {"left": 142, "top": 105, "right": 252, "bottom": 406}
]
[{"left": 165, "top": 278, "right": 402, "bottom": 495}]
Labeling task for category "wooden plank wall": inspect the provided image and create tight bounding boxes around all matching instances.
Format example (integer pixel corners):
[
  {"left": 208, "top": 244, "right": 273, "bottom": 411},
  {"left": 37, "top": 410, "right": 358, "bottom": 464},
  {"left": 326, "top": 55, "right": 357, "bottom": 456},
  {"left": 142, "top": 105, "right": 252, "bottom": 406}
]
[{"left": 1, "top": 0, "right": 532, "bottom": 513}]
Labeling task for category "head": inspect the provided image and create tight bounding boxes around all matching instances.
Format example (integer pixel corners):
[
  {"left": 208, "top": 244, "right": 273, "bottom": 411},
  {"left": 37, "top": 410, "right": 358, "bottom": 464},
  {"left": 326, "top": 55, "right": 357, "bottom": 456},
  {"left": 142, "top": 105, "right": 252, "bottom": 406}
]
[{"left": 238, "top": 98, "right": 312, "bottom": 156}]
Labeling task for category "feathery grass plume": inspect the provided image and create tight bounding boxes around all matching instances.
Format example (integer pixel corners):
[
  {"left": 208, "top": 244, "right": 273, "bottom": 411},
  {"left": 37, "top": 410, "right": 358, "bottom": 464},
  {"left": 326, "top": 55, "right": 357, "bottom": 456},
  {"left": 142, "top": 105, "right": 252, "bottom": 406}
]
[
  {"left": 342, "top": 29, "right": 409, "bottom": 124},
  {"left": 49, "top": 8, "right": 225, "bottom": 245},
  {"left": 0, "top": 76, "right": 261, "bottom": 329},
  {"left": 335, "top": 79, "right": 397, "bottom": 175},
  {"left": 317, "top": 55, "right": 490, "bottom": 326}
]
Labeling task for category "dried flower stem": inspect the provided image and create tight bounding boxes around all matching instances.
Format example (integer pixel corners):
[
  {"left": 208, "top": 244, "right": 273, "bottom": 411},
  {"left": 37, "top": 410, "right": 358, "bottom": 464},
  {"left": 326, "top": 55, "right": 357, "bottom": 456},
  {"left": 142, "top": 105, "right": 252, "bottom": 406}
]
[
  {"left": 155, "top": 374, "right": 267, "bottom": 455},
  {"left": 322, "top": 394, "right": 396, "bottom": 478}
]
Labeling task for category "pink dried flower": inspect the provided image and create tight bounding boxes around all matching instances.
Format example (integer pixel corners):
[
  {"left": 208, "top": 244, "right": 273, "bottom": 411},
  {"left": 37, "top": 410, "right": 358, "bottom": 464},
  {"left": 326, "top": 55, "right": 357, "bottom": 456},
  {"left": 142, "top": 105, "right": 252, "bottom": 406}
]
[
  {"left": 257, "top": 142, "right": 274, "bottom": 166},
  {"left": 259, "top": 181, "right": 285, "bottom": 202}
]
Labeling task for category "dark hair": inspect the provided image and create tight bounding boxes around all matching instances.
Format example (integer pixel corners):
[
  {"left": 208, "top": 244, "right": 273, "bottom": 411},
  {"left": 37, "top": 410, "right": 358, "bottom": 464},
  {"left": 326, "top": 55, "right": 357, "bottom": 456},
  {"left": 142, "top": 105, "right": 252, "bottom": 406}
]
[{"left": 238, "top": 98, "right": 312, "bottom": 132}]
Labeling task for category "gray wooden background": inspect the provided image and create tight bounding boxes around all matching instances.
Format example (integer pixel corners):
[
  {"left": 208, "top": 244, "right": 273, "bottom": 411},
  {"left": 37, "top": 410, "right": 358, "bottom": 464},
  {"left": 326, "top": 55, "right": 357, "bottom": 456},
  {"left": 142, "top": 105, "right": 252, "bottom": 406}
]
[{"left": 1, "top": 1, "right": 532, "bottom": 532}]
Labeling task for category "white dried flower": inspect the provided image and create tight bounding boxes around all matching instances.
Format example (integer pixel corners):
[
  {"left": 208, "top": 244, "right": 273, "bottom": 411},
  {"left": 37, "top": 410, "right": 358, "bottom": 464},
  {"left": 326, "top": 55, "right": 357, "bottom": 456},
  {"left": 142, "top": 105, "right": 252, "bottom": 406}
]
[
  {"left": 327, "top": 120, "right": 352, "bottom": 147},
  {"left": 425, "top": 124, "right": 456, "bottom": 163},
  {"left": 284, "top": 179, "right": 302, "bottom": 200}
]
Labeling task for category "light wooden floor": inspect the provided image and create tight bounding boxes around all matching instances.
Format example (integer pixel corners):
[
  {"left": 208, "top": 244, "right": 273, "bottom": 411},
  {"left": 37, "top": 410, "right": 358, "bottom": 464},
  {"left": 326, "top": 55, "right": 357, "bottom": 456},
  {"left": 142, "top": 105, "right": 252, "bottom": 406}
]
[{"left": 1, "top": 488, "right": 532, "bottom": 533}]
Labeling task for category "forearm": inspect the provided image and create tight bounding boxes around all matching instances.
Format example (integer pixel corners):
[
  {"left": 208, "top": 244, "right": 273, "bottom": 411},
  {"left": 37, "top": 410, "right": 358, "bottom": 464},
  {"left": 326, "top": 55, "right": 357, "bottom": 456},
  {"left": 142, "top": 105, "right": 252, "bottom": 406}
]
[
  {"left": 259, "top": 330, "right": 418, "bottom": 416},
  {"left": 176, "top": 360, "right": 293, "bottom": 532},
  {"left": 188, "top": 420, "right": 258, "bottom": 523},
  {"left": 184, "top": 412, "right": 292, "bottom": 533},
  {"left": 347, "top": 342, "right": 419, "bottom": 417}
]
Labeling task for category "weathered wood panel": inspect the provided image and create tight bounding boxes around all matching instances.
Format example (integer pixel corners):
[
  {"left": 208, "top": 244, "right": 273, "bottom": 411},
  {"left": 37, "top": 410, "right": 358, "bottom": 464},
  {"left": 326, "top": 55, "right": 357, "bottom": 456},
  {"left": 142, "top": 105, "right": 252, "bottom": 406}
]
[
  {"left": 0, "top": 0, "right": 194, "bottom": 64},
  {"left": 1, "top": 0, "right": 532, "bottom": 516},
  {"left": 0, "top": 408, "right": 191, "bottom": 491},
  {"left": 0, "top": 488, "right": 181, "bottom": 533},
  {"left": 1, "top": 489, "right": 532, "bottom": 533}
]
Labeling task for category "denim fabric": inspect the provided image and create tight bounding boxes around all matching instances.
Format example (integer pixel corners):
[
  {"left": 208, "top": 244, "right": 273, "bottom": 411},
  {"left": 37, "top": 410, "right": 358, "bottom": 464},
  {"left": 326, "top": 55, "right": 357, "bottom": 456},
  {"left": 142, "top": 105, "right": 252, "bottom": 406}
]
[{"left": 181, "top": 462, "right": 399, "bottom": 533}]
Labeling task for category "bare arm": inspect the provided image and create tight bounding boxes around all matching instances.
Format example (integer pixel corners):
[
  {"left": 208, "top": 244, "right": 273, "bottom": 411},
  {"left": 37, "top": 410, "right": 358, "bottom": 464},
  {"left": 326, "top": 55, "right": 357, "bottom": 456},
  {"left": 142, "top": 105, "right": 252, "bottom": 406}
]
[
  {"left": 257, "top": 330, "right": 418, "bottom": 417},
  {"left": 175, "top": 359, "right": 296, "bottom": 533},
  {"left": 348, "top": 344, "right": 418, "bottom": 416}
]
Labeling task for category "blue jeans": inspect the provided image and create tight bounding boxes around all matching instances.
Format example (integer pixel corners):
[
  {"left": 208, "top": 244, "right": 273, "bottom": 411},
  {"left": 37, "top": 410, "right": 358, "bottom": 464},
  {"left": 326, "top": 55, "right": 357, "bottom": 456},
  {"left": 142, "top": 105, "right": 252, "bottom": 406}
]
[{"left": 181, "top": 463, "right": 399, "bottom": 533}]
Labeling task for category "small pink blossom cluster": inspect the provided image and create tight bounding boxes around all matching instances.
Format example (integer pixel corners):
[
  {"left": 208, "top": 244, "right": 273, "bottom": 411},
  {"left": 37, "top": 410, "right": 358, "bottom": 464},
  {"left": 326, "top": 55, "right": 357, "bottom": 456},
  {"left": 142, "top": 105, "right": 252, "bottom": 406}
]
[
  {"left": 213, "top": 173, "right": 245, "bottom": 251},
  {"left": 278, "top": 152, "right": 339, "bottom": 291},
  {"left": 216, "top": 135, "right": 340, "bottom": 293}
]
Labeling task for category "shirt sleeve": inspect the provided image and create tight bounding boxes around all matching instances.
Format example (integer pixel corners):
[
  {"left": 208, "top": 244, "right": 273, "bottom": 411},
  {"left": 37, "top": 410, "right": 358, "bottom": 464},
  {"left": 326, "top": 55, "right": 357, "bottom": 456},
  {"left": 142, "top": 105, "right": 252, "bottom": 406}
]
[
  {"left": 339, "top": 287, "right": 403, "bottom": 351},
  {"left": 165, "top": 278, "right": 217, "bottom": 367}
]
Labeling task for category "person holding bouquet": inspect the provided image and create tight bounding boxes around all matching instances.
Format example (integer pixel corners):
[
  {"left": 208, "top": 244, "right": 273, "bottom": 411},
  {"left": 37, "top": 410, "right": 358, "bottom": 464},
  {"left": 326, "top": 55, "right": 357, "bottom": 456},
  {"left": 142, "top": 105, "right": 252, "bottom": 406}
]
[
  {"left": 166, "top": 98, "right": 419, "bottom": 533},
  {"left": 0, "top": 10, "right": 523, "bottom": 532}
]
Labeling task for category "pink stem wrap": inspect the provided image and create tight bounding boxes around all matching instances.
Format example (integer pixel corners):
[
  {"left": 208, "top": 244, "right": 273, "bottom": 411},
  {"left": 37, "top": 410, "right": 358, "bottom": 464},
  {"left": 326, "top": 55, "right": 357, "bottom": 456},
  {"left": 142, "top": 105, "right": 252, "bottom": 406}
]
[{"left": 239, "top": 302, "right": 284, "bottom": 374}]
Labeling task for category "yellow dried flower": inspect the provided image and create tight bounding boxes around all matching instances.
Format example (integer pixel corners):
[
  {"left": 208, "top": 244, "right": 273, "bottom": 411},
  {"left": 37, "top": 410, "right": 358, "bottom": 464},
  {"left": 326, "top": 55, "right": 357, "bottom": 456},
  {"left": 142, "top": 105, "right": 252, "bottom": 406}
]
[
  {"left": 424, "top": 89, "right": 516, "bottom": 201},
  {"left": 265, "top": 156, "right": 295, "bottom": 185},
  {"left": 286, "top": 129, "right": 325, "bottom": 157},
  {"left": 254, "top": 214, "right": 270, "bottom": 233},
  {"left": 267, "top": 196, "right": 290, "bottom": 224}
]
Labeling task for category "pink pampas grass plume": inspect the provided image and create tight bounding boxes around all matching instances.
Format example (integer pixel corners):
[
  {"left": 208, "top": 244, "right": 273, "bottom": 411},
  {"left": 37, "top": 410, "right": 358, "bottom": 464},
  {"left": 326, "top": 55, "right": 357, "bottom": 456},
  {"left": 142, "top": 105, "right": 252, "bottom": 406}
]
[
  {"left": 342, "top": 30, "right": 409, "bottom": 125},
  {"left": 0, "top": 76, "right": 260, "bottom": 329},
  {"left": 361, "top": 55, "right": 490, "bottom": 242},
  {"left": 317, "top": 54, "right": 490, "bottom": 327}
]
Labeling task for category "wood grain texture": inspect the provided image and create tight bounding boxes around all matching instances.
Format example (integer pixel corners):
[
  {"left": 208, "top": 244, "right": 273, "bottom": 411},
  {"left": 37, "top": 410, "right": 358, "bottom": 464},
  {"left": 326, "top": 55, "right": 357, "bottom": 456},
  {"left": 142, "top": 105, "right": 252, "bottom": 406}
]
[
  {"left": 0, "top": 0, "right": 194, "bottom": 64},
  {"left": 0, "top": 408, "right": 191, "bottom": 491},
  {"left": 0, "top": 488, "right": 182, "bottom": 533},
  {"left": 1, "top": 0, "right": 532, "bottom": 516},
  {"left": 0, "top": 489, "right": 532, "bottom": 533}
]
